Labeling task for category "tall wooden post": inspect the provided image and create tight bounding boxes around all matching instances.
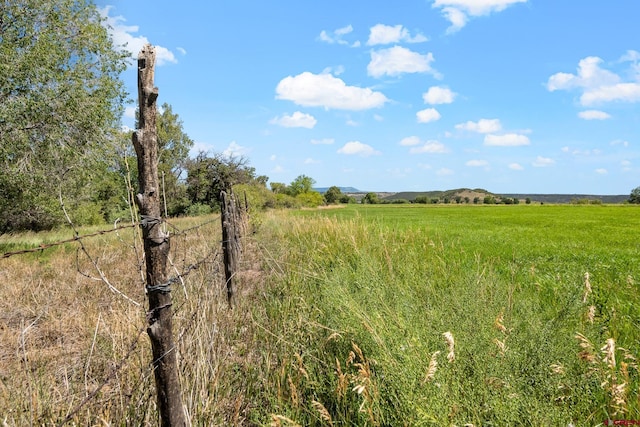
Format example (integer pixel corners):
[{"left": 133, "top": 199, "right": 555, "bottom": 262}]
[
  {"left": 221, "top": 190, "right": 237, "bottom": 307},
  {"left": 132, "top": 44, "right": 186, "bottom": 426}
]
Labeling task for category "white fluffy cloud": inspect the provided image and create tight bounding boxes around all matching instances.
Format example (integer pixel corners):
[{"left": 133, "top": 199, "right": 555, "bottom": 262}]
[
  {"left": 409, "top": 140, "right": 449, "bottom": 154},
  {"left": 276, "top": 72, "right": 388, "bottom": 110},
  {"left": 368, "top": 46, "right": 439, "bottom": 78},
  {"left": 270, "top": 111, "right": 317, "bottom": 128},
  {"left": 432, "top": 0, "right": 528, "bottom": 33},
  {"left": 337, "top": 141, "right": 381, "bottom": 157},
  {"left": 547, "top": 56, "right": 640, "bottom": 106},
  {"left": 416, "top": 108, "right": 442, "bottom": 123},
  {"left": 509, "top": 163, "right": 524, "bottom": 170},
  {"left": 99, "top": 6, "right": 177, "bottom": 66},
  {"left": 399, "top": 136, "right": 421, "bottom": 146},
  {"left": 422, "top": 86, "right": 456, "bottom": 104},
  {"left": 223, "top": 141, "right": 250, "bottom": 158},
  {"left": 578, "top": 110, "right": 611, "bottom": 120},
  {"left": 456, "top": 118, "right": 501, "bottom": 133},
  {"left": 484, "top": 133, "right": 530, "bottom": 146},
  {"left": 595, "top": 168, "right": 608, "bottom": 175},
  {"left": 532, "top": 156, "right": 555, "bottom": 167},
  {"left": 581, "top": 84, "right": 640, "bottom": 105},
  {"left": 367, "top": 24, "right": 428, "bottom": 45}
]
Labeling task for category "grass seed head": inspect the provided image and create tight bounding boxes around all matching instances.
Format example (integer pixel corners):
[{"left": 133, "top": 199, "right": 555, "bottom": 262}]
[
  {"left": 443, "top": 331, "right": 455, "bottom": 363},
  {"left": 583, "top": 272, "right": 592, "bottom": 303},
  {"left": 423, "top": 351, "right": 440, "bottom": 383},
  {"left": 311, "top": 400, "right": 333, "bottom": 426},
  {"left": 601, "top": 338, "right": 616, "bottom": 369}
]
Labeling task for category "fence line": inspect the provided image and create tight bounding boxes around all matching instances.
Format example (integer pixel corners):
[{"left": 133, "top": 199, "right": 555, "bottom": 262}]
[{"left": 0, "top": 215, "right": 222, "bottom": 260}]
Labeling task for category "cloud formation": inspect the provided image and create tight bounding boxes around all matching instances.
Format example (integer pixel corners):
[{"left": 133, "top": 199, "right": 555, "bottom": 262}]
[
  {"left": 432, "top": 0, "right": 528, "bottom": 33},
  {"left": 484, "top": 133, "right": 530, "bottom": 146},
  {"left": 399, "top": 136, "right": 421, "bottom": 146},
  {"left": 409, "top": 140, "right": 448, "bottom": 154},
  {"left": 99, "top": 6, "right": 177, "bottom": 66},
  {"left": 456, "top": 118, "right": 501, "bottom": 133},
  {"left": 337, "top": 141, "right": 381, "bottom": 156},
  {"left": 368, "top": 46, "right": 439, "bottom": 78},
  {"left": 547, "top": 56, "right": 640, "bottom": 106},
  {"left": 223, "top": 141, "right": 250, "bottom": 158},
  {"left": 532, "top": 156, "right": 554, "bottom": 167},
  {"left": 367, "top": 24, "right": 428, "bottom": 45},
  {"left": 416, "top": 108, "right": 442, "bottom": 123},
  {"left": 423, "top": 86, "right": 456, "bottom": 104},
  {"left": 276, "top": 72, "right": 388, "bottom": 110},
  {"left": 270, "top": 111, "right": 317, "bottom": 128},
  {"left": 578, "top": 110, "right": 611, "bottom": 120},
  {"left": 318, "top": 25, "right": 360, "bottom": 47}
]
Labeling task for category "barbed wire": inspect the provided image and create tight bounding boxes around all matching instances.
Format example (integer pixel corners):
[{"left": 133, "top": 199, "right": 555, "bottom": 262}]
[{"left": 1, "top": 215, "right": 221, "bottom": 260}]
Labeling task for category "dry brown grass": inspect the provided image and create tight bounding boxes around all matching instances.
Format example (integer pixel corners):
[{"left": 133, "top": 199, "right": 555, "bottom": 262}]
[{"left": 0, "top": 215, "right": 268, "bottom": 425}]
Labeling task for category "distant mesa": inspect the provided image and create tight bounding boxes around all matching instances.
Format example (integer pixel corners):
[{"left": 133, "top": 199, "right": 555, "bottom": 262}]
[
  {"left": 315, "top": 187, "right": 628, "bottom": 204},
  {"left": 314, "top": 187, "right": 361, "bottom": 193}
]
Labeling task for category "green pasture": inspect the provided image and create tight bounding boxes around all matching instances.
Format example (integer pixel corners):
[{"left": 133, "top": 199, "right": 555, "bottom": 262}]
[{"left": 252, "top": 204, "right": 640, "bottom": 425}]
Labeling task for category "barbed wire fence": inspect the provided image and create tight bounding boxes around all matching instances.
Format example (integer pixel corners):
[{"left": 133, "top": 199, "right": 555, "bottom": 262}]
[
  {"left": 1, "top": 70, "right": 252, "bottom": 427},
  {"left": 0, "top": 192, "right": 252, "bottom": 425}
]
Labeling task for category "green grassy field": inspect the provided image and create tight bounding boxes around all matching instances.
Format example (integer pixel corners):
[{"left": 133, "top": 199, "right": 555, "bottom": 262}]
[
  {"left": 1, "top": 205, "right": 638, "bottom": 425},
  {"left": 252, "top": 204, "right": 640, "bottom": 425}
]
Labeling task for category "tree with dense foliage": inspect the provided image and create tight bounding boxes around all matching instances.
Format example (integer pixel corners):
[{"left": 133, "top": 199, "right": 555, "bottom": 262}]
[
  {"left": 288, "top": 175, "right": 315, "bottom": 197},
  {"left": 185, "top": 153, "right": 257, "bottom": 209},
  {"left": 154, "top": 103, "right": 194, "bottom": 215},
  {"left": 362, "top": 192, "right": 380, "bottom": 204},
  {"left": 324, "top": 186, "right": 343, "bottom": 204},
  {"left": 629, "top": 186, "right": 640, "bottom": 204},
  {"left": 0, "top": 0, "right": 128, "bottom": 231}
]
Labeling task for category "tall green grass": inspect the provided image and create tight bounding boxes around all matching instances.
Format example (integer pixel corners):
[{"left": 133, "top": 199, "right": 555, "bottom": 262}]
[{"left": 252, "top": 205, "right": 640, "bottom": 425}]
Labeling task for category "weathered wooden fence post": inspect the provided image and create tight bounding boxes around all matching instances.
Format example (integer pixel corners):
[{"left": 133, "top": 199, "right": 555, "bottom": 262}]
[
  {"left": 132, "top": 44, "right": 186, "bottom": 426},
  {"left": 221, "top": 190, "right": 237, "bottom": 307}
]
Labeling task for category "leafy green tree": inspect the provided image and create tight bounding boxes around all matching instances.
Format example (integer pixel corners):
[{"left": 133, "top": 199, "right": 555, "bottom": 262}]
[
  {"left": 297, "top": 191, "right": 324, "bottom": 207},
  {"left": 339, "top": 194, "right": 356, "bottom": 204},
  {"left": 270, "top": 182, "right": 288, "bottom": 194},
  {"left": 362, "top": 192, "right": 379, "bottom": 204},
  {"left": 629, "top": 187, "right": 640, "bottom": 204},
  {"left": 185, "top": 153, "right": 256, "bottom": 208},
  {"left": 414, "top": 196, "right": 429, "bottom": 204},
  {"left": 288, "top": 175, "right": 315, "bottom": 197},
  {"left": 0, "top": 0, "right": 127, "bottom": 231},
  {"left": 155, "top": 103, "right": 194, "bottom": 215},
  {"left": 324, "top": 186, "right": 343, "bottom": 204}
]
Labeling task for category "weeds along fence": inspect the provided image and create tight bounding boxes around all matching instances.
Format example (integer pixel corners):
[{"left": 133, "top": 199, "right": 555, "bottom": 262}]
[
  {"left": 0, "top": 43, "right": 252, "bottom": 426},
  {"left": 0, "top": 197, "right": 251, "bottom": 425}
]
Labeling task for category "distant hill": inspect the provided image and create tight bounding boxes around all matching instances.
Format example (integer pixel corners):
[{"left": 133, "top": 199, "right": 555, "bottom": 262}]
[
  {"left": 383, "top": 189, "right": 629, "bottom": 204},
  {"left": 314, "top": 186, "right": 360, "bottom": 194},
  {"left": 500, "top": 194, "right": 628, "bottom": 204},
  {"left": 384, "top": 188, "right": 493, "bottom": 202}
]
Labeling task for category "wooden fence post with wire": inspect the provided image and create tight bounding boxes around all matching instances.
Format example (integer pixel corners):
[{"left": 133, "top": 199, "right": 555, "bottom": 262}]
[
  {"left": 131, "top": 43, "right": 186, "bottom": 426},
  {"left": 221, "top": 190, "right": 239, "bottom": 307}
]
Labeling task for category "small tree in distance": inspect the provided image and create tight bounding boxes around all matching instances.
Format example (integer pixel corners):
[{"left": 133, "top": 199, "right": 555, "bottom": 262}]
[
  {"left": 324, "top": 186, "right": 343, "bottom": 204},
  {"left": 629, "top": 186, "right": 640, "bottom": 204}
]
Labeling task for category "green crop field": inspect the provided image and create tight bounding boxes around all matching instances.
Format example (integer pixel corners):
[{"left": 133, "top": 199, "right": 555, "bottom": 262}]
[
  {"left": 252, "top": 204, "right": 640, "bottom": 425},
  {"left": 1, "top": 205, "right": 638, "bottom": 425}
]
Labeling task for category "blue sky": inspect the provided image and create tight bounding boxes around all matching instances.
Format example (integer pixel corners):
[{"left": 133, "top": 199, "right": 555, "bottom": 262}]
[{"left": 98, "top": 1, "right": 639, "bottom": 194}]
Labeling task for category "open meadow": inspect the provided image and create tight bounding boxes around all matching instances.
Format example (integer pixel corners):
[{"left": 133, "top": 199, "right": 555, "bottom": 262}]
[
  {"left": 0, "top": 204, "right": 639, "bottom": 425},
  {"left": 255, "top": 204, "right": 640, "bottom": 426}
]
